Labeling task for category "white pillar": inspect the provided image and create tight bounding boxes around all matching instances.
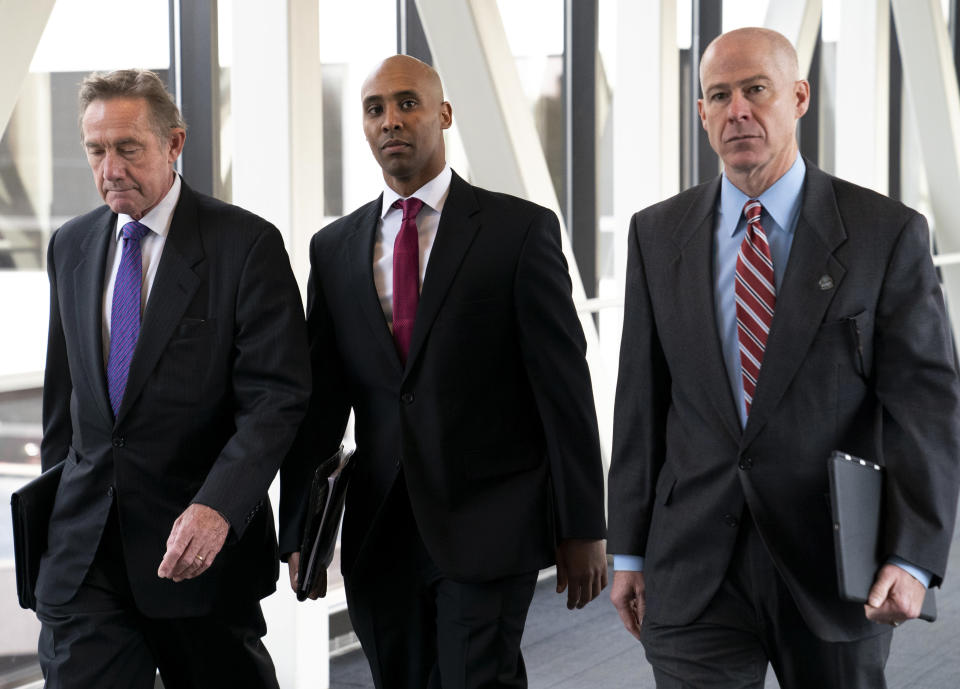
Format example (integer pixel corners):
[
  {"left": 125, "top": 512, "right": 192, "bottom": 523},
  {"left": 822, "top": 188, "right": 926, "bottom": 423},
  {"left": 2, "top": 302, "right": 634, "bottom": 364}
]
[{"left": 834, "top": 0, "right": 889, "bottom": 193}]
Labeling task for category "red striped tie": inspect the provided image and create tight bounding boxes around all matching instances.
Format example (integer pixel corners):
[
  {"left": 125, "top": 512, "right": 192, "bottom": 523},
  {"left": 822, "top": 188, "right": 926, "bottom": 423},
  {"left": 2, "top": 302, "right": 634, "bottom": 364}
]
[{"left": 735, "top": 200, "right": 775, "bottom": 416}]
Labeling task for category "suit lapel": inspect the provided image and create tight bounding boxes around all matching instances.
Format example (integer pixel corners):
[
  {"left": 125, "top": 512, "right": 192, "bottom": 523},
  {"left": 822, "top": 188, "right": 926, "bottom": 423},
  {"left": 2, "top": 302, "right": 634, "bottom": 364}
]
[
  {"left": 403, "top": 173, "right": 481, "bottom": 377},
  {"left": 669, "top": 179, "right": 742, "bottom": 443},
  {"left": 742, "top": 163, "right": 847, "bottom": 447},
  {"left": 72, "top": 209, "right": 115, "bottom": 426},
  {"left": 348, "top": 195, "right": 404, "bottom": 374},
  {"left": 115, "top": 183, "right": 203, "bottom": 424}
]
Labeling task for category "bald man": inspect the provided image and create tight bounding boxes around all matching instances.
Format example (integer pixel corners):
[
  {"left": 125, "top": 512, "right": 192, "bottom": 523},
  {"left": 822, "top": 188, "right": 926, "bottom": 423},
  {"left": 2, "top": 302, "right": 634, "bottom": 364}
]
[
  {"left": 608, "top": 27, "right": 960, "bottom": 688},
  {"left": 279, "top": 55, "right": 607, "bottom": 689}
]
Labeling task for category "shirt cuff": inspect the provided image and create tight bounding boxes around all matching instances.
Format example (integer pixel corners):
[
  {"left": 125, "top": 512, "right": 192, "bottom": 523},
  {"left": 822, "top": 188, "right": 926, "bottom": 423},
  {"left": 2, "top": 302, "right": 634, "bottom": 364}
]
[
  {"left": 887, "top": 556, "right": 932, "bottom": 588},
  {"left": 613, "top": 554, "right": 644, "bottom": 572}
]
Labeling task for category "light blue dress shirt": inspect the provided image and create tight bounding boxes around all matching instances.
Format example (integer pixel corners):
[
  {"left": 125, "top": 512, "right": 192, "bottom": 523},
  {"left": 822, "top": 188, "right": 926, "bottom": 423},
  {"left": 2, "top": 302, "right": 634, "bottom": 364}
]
[{"left": 613, "top": 154, "right": 930, "bottom": 588}]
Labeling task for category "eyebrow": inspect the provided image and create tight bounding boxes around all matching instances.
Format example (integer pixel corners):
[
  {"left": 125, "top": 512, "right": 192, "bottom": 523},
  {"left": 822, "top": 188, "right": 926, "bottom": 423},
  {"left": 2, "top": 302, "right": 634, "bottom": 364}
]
[
  {"left": 85, "top": 137, "right": 142, "bottom": 149},
  {"left": 705, "top": 73, "right": 772, "bottom": 92},
  {"left": 363, "top": 89, "right": 421, "bottom": 107}
]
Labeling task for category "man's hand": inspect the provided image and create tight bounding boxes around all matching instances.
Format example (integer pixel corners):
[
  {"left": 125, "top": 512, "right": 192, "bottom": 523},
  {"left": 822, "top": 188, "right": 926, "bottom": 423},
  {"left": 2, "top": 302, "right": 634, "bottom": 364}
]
[
  {"left": 287, "top": 551, "right": 327, "bottom": 600},
  {"left": 157, "top": 503, "right": 229, "bottom": 582},
  {"left": 864, "top": 563, "right": 927, "bottom": 626},
  {"left": 555, "top": 539, "right": 607, "bottom": 610},
  {"left": 610, "top": 570, "right": 645, "bottom": 641}
]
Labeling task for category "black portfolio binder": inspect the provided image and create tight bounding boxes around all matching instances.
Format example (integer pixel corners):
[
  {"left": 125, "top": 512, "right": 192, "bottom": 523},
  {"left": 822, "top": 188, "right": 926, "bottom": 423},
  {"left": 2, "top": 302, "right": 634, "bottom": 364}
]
[
  {"left": 297, "top": 446, "right": 355, "bottom": 600},
  {"left": 828, "top": 451, "right": 936, "bottom": 622},
  {"left": 10, "top": 460, "right": 64, "bottom": 611}
]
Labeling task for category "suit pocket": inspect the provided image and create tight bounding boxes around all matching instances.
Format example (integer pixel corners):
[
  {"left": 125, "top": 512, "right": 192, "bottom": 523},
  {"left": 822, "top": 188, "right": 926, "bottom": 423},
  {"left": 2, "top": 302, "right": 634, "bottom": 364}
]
[
  {"left": 462, "top": 442, "right": 543, "bottom": 481},
  {"left": 173, "top": 317, "right": 217, "bottom": 340}
]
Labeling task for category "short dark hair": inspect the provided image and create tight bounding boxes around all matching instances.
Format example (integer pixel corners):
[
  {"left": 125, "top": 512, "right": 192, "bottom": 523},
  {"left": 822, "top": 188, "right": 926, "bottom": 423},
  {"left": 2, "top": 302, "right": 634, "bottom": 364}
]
[{"left": 78, "top": 69, "right": 186, "bottom": 142}]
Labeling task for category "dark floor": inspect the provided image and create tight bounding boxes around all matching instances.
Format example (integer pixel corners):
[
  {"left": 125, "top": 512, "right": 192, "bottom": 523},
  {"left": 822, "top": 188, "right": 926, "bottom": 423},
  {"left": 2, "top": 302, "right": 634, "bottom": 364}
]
[{"left": 332, "top": 514, "right": 960, "bottom": 688}]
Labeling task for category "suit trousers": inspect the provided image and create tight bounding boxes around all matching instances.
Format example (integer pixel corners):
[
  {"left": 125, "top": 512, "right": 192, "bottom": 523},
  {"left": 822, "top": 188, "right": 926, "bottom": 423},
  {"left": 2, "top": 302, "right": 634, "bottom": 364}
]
[
  {"left": 344, "top": 474, "right": 539, "bottom": 689},
  {"left": 641, "top": 514, "right": 892, "bottom": 689},
  {"left": 36, "top": 503, "right": 279, "bottom": 689}
]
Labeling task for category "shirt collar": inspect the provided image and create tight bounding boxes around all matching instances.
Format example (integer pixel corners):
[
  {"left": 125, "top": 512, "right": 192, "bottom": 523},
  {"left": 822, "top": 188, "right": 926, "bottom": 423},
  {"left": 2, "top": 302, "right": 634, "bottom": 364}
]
[
  {"left": 116, "top": 173, "right": 182, "bottom": 240},
  {"left": 380, "top": 164, "right": 452, "bottom": 219},
  {"left": 718, "top": 153, "right": 806, "bottom": 237}
]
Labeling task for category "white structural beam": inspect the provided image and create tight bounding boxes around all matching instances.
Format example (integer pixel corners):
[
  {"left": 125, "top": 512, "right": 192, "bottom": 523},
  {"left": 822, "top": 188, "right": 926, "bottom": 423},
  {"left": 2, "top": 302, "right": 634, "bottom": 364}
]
[
  {"left": 764, "top": 0, "right": 822, "bottom": 78},
  {"left": 834, "top": 0, "right": 889, "bottom": 193},
  {"left": 891, "top": 0, "right": 960, "bottom": 334},
  {"left": 231, "top": 2, "right": 329, "bottom": 687},
  {"left": 415, "top": 0, "right": 613, "bottom": 463},
  {"left": 287, "top": 0, "right": 324, "bottom": 295},
  {"left": 0, "top": 0, "right": 56, "bottom": 135},
  {"left": 891, "top": 0, "right": 960, "bottom": 254}
]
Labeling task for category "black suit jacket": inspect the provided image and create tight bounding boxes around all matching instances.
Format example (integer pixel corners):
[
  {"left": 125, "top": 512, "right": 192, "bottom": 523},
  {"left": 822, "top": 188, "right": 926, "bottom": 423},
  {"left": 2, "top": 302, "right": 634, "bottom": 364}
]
[
  {"left": 609, "top": 161, "right": 960, "bottom": 642},
  {"left": 37, "top": 180, "right": 311, "bottom": 617},
  {"left": 280, "top": 172, "right": 606, "bottom": 582}
]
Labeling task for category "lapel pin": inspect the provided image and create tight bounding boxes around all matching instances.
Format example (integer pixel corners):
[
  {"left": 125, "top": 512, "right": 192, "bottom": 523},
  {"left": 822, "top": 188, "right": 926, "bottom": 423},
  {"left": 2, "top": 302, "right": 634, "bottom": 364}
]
[{"left": 818, "top": 275, "right": 834, "bottom": 291}]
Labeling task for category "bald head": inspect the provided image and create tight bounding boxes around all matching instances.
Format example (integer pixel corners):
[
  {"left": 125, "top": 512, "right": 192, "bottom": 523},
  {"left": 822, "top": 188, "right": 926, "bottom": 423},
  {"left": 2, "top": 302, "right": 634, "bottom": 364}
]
[
  {"left": 361, "top": 54, "right": 453, "bottom": 197},
  {"left": 700, "top": 27, "right": 799, "bottom": 94},
  {"left": 363, "top": 55, "right": 444, "bottom": 104}
]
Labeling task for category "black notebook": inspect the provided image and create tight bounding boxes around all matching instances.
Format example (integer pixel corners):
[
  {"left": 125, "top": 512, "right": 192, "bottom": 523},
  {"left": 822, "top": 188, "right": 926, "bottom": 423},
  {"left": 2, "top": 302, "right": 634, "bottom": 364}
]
[
  {"left": 297, "top": 446, "right": 355, "bottom": 600},
  {"left": 828, "top": 451, "right": 936, "bottom": 622},
  {"left": 11, "top": 461, "right": 65, "bottom": 611}
]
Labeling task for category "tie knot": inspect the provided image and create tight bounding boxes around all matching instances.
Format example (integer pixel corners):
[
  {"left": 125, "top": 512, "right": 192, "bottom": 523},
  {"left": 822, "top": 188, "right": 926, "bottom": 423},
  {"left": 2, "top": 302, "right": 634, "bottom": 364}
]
[
  {"left": 121, "top": 220, "right": 151, "bottom": 243},
  {"left": 392, "top": 197, "right": 424, "bottom": 220},
  {"left": 743, "top": 199, "right": 762, "bottom": 225}
]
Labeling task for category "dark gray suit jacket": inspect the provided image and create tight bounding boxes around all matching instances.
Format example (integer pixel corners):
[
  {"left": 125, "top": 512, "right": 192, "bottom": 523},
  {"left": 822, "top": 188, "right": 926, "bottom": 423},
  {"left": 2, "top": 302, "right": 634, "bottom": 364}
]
[
  {"left": 279, "top": 172, "right": 606, "bottom": 583},
  {"left": 608, "top": 160, "right": 960, "bottom": 642},
  {"left": 38, "top": 181, "right": 311, "bottom": 617}
]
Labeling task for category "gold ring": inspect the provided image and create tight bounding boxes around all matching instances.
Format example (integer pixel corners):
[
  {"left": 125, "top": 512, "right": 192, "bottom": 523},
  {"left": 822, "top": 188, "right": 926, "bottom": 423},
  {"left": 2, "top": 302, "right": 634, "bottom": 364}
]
[{"left": 195, "top": 555, "right": 204, "bottom": 563}]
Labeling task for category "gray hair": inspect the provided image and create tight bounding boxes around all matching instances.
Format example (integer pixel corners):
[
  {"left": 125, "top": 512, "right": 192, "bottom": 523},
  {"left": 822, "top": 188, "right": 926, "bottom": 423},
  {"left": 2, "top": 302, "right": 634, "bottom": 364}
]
[{"left": 78, "top": 69, "right": 186, "bottom": 142}]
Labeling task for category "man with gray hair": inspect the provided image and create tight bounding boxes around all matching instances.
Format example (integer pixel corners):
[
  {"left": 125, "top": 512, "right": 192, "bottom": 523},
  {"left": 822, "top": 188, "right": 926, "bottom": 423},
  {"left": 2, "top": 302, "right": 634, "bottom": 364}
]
[
  {"left": 609, "top": 27, "right": 960, "bottom": 687},
  {"left": 35, "top": 69, "right": 310, "bottom": 688}
]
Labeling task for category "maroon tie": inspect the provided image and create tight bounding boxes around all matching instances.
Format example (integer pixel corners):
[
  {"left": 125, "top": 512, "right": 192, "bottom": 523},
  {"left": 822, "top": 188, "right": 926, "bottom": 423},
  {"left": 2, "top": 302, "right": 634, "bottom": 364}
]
[
  {"left": 735, "top": 199, "right": 775, "bottom": 415},
  {"left": 392, "top": 197, "right": 424, "bottom": 364}
]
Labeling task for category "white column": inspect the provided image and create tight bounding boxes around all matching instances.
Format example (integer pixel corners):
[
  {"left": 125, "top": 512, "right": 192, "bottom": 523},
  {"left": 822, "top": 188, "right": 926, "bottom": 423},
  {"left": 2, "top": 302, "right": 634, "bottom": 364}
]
[
  {"left": 764, "top": 0, "right": 822, "bottom": 78},
  {"left": 230, "top": 2, "right": 329, "bottom": 687},
  {"left": 890, "top": 0, "right": 960, "bottom": 334},
  {"left": 0, "top": 0, "right": 56, "bottom": 134},
  {"left": 834, "top": 0, "right": 889, "bottom": 193}
]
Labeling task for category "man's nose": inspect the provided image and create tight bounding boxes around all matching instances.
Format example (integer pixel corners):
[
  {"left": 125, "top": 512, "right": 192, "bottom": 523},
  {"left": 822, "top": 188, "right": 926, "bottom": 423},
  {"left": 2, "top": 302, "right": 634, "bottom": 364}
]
[
  {"left": 727, "top": 91, "right": 751, "bottom": 121},
  {"left": 382, "top": 103, "right": 403, "bottom": 131},
  {"left": 102, "top": 151, "right": 125, "bottom": 179}
]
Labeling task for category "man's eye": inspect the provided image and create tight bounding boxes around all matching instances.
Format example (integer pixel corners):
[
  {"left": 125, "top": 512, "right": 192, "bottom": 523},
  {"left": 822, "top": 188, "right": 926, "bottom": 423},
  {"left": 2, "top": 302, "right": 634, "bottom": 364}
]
[
  {"left": 750, "top": 85, "right": 765, "bottom": 94},
  {"left": 366, "top": 105, "right": 382, "bottom": 116},
  {"left": 401, "top": 100, "right": 417, "bottom": 109},
  {"left": 711, "top": 93, "right": 727, "bottom": 102}
]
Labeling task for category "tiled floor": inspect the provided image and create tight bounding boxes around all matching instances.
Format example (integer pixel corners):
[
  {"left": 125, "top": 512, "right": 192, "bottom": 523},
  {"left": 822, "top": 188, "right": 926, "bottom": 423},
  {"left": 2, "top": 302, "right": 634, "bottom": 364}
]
[{"left": 332, "top": 510, "right": 960, "bottom": 688}]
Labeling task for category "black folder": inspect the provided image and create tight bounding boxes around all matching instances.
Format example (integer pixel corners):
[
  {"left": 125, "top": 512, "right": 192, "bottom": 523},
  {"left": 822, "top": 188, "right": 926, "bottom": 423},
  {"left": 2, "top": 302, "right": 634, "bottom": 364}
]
[
  {"left": 828, "top": 451, "right": 936, "bottom": 622},
  {"left": 296, "top": 446, "right": 355, "bottom": 600},
  {"left": 10, "top": 461, "right": 64, "bottom": 611}
]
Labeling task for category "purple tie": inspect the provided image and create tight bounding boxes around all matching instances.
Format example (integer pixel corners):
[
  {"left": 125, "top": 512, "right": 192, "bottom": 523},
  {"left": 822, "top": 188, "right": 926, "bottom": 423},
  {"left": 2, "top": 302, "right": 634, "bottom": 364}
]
[
  {"left": 107, "top": 220, "right": 151, "bottom": 416},
  {"left": 391, "top": 197, "right": 424, "bottom": 364}
]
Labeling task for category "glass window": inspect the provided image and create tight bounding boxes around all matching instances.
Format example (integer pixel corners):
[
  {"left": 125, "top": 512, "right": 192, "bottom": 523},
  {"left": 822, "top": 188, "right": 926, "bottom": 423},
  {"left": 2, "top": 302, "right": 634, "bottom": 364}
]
[{"left": 0, "top": 1, "right": 170, "bottom": 682}]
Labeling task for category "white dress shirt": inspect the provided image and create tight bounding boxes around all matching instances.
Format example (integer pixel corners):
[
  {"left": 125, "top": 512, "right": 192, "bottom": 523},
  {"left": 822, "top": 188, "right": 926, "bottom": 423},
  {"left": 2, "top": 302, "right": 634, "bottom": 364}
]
[
  {"left": 101, "top": 174, "right": 182, "bottom": 365},
  {"left": 373, "top": 165, "right": 452, "bottom": 329}
]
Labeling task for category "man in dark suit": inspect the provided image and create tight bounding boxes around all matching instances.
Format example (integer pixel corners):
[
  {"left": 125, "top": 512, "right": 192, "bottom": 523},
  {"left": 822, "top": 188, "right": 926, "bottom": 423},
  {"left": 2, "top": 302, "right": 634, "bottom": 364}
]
[
  {"left": 36, "top": 69, "right": 310, "bottom": 688},
  {"left": 279, "top": 55, "right": 607, "bottom": 689},
  {"left": 608, "top": 27, "right": 960, "bottom": 688}
]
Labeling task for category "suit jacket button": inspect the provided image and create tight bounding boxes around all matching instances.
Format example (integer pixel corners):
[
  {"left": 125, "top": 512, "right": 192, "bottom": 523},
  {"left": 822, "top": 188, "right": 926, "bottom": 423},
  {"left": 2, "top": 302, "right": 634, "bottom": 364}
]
[
  {"left": 107, "top": 486, "right": 115, "bottom": 497},
  {"left": 738, "top": 457, "right": 753, "bottom": 470},
  {"left": 401, "top": 392, "right": 415, "bottom": 404},
  {"left": 724, "top": 513, "right": 739, "bottom": 528},
  {"left": 112, "top": 437, "right": 125, "bottom": 448}
]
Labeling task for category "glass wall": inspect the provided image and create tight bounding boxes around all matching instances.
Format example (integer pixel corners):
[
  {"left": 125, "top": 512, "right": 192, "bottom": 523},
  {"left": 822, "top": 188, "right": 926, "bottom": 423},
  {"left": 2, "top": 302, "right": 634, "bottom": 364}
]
[{"left": 0, "top": 0, "right": 170, "bottom": 683}]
